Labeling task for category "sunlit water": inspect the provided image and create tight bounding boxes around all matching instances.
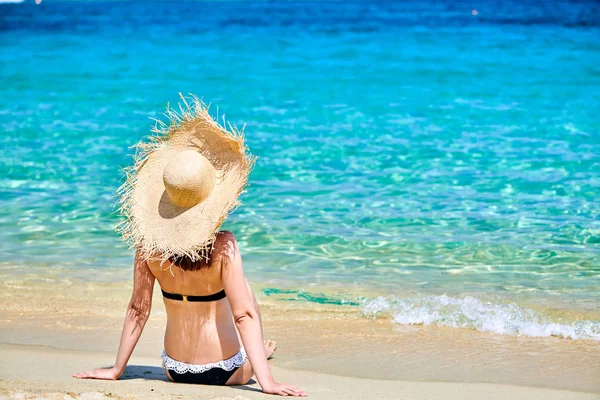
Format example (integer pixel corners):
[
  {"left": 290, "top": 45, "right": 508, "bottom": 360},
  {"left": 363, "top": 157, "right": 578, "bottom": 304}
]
[{"left": 1, "top": 0, "right": 599, "bottom": 340}]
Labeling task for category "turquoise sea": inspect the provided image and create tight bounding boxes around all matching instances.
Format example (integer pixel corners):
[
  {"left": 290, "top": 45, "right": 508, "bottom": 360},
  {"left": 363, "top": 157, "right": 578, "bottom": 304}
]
[{"left": 1, "top": 0, "right": 599, "bottom": 340}]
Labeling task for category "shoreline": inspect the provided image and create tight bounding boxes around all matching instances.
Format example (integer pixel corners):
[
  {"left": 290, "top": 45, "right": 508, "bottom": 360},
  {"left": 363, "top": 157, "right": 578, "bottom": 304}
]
[
  {"left": 2, "top": 263, "right": 599, "bottom": 342},
  {"left": 1, "top": 274, "right": 599, "bottom": 399}
]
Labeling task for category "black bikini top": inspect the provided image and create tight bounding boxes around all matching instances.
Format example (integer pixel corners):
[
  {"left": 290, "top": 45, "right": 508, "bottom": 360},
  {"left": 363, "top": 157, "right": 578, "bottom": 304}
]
[{"left": 161, "top": 289, "right": 226, "bottom": 302}]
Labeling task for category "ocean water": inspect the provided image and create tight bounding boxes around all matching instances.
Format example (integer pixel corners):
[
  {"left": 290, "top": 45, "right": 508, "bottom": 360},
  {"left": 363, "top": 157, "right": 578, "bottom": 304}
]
[{"left": 1, "top": 0, "right": 599, "bottom": 340}]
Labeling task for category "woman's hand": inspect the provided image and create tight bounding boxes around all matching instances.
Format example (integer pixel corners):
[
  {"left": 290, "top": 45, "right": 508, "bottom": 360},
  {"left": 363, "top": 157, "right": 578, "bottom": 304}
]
[
  {"left": 263, "top": 381, "right": 307, "bottom": 397},
  {"left": 73, "top": 367, "right": 121, "bottom": 380}
]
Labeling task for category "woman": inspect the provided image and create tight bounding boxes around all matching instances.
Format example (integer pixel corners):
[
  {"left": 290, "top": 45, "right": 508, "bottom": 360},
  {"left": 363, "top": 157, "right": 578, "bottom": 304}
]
[{"left": 73, "top": 97, "right": 306, "bottom": 397}]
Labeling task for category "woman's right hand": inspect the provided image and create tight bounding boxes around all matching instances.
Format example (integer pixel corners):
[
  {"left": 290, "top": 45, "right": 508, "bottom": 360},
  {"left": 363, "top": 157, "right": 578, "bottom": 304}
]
[{"left": 263, "top": 381, "right": 307, "bottom": 397}]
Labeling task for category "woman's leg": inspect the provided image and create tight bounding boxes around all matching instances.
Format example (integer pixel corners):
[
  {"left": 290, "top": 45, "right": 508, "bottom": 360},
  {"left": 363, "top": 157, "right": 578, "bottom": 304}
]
[
  {"left": 163, "top": 367, "right": 174, "bottom": 382},
  {"left": 225, "top": 359, "right": 254, "bottom": 385}
]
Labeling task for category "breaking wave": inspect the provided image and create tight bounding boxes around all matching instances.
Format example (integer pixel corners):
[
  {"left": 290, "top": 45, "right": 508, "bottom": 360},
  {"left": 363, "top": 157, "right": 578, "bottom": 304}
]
[{"left": 362, "top": 295, "right": 600, "bottom": 341}]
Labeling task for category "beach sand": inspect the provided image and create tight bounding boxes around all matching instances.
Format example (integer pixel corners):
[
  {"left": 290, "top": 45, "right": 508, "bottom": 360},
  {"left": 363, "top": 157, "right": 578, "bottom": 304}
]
[
  {"left": 1, "top": 274, "right": 599, "bottom": 400},
  {"left": 1, "top": 343, "right": 598, "bottom": 400}
]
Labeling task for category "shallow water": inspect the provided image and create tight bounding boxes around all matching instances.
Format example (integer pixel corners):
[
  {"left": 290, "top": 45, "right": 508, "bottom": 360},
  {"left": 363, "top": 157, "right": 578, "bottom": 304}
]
[{"left": 1, "top": 0, "right": 599, "bottom": 339}]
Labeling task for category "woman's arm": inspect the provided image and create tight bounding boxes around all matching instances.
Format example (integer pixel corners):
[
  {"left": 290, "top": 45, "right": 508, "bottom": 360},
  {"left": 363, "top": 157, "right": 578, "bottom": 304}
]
[
  {"left": 73, "top": 250, "right": 155, "bottom": 380},
  {"left": 219, "top": 232, "right": 306, "bottom": 397}
]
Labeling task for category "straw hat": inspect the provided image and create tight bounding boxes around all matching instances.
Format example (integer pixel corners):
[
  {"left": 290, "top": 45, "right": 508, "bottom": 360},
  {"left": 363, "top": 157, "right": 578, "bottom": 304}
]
[{"left": 117, "top": 95, "right": 255, "bottom": 261}]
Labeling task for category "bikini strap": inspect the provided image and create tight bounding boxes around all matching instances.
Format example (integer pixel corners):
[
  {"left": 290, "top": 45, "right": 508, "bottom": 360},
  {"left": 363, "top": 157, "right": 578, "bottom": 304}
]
[{"left": 161, "top": 289, "right": 226, "bottom": 302}]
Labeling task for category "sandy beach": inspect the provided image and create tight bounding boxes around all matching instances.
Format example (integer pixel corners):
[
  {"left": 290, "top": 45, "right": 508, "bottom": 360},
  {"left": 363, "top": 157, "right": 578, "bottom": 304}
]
[
  {"left": 1, "top": 343, "right": 598, "bottom": 400},
  {"left": 1, "top": 274, "right": 598, "bottom": 400}
]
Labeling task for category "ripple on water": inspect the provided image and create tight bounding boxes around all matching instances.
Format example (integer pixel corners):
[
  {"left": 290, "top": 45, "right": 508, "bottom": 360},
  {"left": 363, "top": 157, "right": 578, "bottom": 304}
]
[{"left": 0, "top": 0, "right": 599, "bottom": 335}]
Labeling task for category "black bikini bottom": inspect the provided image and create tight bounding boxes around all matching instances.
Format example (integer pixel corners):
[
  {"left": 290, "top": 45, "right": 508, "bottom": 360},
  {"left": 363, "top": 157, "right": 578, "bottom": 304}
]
[
  {"left": 167, "top": 366, "right": 239, "bottom": 385},
  {"left": 162, "top": 348, "right": 247, "bottom": 386}
]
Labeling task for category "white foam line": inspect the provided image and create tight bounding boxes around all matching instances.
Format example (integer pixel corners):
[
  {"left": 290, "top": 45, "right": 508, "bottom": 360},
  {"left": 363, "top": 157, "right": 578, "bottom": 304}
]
[{"left": 362, "top": 295, "right": 600, "bottom": 341}]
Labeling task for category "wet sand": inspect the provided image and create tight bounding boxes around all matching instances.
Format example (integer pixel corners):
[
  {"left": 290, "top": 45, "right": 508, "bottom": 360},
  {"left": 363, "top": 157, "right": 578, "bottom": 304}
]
[{"left": 0, "top": 275, "right": 599, "bottom": 399}]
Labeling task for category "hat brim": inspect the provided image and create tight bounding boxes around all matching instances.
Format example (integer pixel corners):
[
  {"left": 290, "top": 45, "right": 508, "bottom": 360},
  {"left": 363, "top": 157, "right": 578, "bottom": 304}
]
[{"left": 117, "top": 96, "right": 254, "bottom": 260}]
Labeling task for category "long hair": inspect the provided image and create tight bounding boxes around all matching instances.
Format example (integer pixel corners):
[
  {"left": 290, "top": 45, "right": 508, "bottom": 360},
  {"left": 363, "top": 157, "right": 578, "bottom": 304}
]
[{"left": 168, "top": 252, "right": 211, "bottom": 271}]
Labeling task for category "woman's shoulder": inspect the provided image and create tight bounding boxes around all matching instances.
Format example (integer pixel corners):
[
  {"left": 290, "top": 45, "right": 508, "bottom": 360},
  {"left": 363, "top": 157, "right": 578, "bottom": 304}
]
[
  {"left": 216, "top": 230, "right": 236, "bottom": 241},
  {"left": 212, "top": 230, "right": 239, "bottom": 259}
]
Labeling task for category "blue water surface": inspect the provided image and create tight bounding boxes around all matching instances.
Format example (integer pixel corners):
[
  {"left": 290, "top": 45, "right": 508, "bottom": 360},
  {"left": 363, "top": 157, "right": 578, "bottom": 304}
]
[{"left": 1, "top": 1, "right": 599, "bottom": 317}]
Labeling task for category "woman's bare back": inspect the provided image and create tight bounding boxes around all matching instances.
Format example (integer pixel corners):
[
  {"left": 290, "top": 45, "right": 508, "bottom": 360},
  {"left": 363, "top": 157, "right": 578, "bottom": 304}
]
[
  {"left": 147, "top": 231, "right": 242, "bottom": 365},
  {"left": 75, "top": 230, "right": 305, "bottom": 395}
]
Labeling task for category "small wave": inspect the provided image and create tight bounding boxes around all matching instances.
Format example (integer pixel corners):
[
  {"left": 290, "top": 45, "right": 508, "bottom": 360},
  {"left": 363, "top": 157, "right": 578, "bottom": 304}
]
[{"left": 362, "top": 295, "right": 600, "bottom": 341}]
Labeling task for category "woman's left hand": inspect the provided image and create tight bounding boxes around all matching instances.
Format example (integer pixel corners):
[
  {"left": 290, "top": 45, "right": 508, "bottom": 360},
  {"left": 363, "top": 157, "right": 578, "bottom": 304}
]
[{"left": 73, "top": 367, "right": 121, "bottom": 380}]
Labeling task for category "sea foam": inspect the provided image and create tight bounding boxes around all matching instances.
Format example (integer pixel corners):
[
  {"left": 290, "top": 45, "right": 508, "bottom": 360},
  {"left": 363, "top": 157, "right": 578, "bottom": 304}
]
[{"left": 362, "top": 295, "right": 600, "bottom": 341}]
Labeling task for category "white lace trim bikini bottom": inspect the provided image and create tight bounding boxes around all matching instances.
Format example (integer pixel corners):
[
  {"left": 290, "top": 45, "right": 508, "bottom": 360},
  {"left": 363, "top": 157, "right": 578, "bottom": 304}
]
[{"left": 161, "top": 347, "right": 247, "bottom": 374}]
